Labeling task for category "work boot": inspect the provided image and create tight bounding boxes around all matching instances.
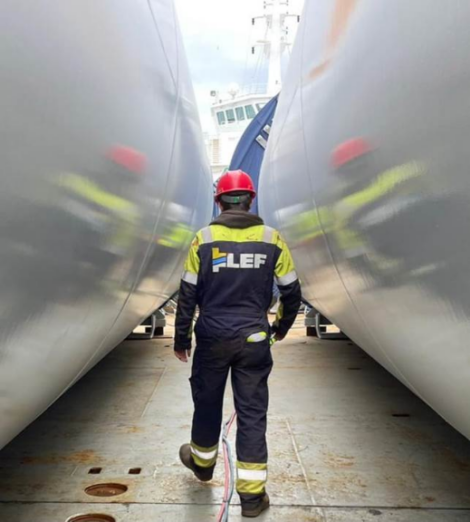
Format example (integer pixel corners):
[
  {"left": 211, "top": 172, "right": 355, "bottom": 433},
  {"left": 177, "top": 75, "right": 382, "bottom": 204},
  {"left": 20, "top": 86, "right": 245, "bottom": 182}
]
[
  {"left": 179, "top": 443, "right": 214, "bottom": 482},
  {"left": 241, "top": 493, "right": 270, "bottom": 518}
]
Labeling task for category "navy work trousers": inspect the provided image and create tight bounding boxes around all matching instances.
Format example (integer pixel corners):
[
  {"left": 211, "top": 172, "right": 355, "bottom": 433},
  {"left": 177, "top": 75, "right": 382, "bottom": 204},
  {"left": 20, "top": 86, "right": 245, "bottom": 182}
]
[{"left": 190, "top": 336, "right": 273, "bottom": 465}]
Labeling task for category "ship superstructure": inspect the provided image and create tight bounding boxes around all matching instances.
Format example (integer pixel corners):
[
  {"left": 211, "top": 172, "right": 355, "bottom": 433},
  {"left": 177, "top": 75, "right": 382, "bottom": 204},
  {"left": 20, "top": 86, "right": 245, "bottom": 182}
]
[{"left": 206, "top": 0, "right": 299, "bottom": 177}]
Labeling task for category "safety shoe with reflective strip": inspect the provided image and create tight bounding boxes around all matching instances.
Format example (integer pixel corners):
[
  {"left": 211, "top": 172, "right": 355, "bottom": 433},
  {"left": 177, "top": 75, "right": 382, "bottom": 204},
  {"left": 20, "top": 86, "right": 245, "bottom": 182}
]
[
  {"left": 179, "top": 444, "right": 214, "bottom": 482},
  {"left": 241, "top": 493, "right": 270, "bottom": 518}
]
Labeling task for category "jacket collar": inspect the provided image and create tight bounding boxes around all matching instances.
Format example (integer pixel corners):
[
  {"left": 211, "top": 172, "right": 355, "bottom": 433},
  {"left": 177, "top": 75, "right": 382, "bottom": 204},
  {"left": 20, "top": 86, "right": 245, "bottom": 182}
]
[{"left": 210, "top": 209, "right": 264, "bottom": 229}]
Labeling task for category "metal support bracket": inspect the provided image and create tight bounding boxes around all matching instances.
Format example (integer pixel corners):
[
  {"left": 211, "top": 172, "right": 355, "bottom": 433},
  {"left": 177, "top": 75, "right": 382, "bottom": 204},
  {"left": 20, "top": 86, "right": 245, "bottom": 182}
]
[
  {"left": 305, "top": 307, "right": 348, "bottom": 340},
  {"left": 315, "top": 313, "right": 349, "bottom": 341},
  {"left": 127, "top": 309, "right": 166, "bottom": 340}
]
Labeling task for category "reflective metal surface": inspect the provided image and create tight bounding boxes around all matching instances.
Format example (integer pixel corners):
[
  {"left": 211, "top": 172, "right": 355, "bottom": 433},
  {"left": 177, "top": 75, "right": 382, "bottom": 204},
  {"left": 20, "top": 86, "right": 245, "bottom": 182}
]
[
  {"left": 0, "top": 0, "right": 212, "bottom": 448},
  {"left": 260, "top": 0, "right": 470, "bottom": 438}
]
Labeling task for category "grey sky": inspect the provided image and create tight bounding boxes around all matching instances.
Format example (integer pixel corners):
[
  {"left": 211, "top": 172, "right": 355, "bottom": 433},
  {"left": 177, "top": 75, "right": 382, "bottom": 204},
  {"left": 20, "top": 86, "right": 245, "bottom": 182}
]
[{"left": 174, "top": 0, "right": 305, "bottom": 133}]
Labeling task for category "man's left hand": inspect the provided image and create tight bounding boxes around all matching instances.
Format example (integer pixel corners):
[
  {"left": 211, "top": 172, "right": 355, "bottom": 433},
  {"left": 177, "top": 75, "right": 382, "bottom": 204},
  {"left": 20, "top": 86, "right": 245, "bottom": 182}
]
[{"left": 174, "top": 349, "right": 191, "bottom": 362}]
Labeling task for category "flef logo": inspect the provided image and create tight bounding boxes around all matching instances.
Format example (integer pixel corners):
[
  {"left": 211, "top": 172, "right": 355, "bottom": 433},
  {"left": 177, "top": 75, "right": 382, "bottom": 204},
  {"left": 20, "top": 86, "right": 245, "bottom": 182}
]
[{"left": 212, "top": 248, "right": 267, "bottom": 273}]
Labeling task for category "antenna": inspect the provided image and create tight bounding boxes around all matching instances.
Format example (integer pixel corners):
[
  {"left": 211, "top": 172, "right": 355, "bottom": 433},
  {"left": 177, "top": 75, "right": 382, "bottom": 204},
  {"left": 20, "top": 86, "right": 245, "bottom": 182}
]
[{"left": 252, "top": 0, "right": 300, "bottom": 96}]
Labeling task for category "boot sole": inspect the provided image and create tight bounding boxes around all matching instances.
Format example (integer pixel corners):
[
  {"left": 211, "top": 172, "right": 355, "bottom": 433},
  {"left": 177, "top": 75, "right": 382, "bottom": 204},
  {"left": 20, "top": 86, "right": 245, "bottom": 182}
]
[{"left": 242, "top": 501, "right": 270, "bottom": 518}]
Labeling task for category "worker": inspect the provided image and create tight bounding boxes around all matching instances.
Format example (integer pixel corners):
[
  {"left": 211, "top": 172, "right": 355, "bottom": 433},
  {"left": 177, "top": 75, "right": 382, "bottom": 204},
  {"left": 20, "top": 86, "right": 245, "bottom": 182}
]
[{"left": 174, "top": 170, "right": 302, "bottom": 518}]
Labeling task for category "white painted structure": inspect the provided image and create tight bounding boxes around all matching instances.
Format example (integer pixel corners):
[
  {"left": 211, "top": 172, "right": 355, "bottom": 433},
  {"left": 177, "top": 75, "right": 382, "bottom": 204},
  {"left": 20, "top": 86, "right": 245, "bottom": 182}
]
[{"left": 206, "top": 0, "right": 299, "bottom": 178}]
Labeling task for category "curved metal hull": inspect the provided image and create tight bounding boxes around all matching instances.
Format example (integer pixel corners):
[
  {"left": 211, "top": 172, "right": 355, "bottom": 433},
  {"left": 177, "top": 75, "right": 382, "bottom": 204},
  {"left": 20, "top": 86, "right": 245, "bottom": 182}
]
[
  {"left": 0, "top": 0, "right": 212, "bottom": 448},
  {"left": 260, "top": 0, "right": 470, "bottom": 438}
]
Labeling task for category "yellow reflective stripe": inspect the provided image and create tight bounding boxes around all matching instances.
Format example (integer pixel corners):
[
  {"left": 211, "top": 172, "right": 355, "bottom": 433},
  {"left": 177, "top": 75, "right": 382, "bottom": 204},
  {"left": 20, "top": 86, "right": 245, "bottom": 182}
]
[
  {"left": 191, "top": 442, "right": 218, "bottom": 468},
  {"left": 191, "top": 446, "right": 217, "bottom": 460},
  {"left": 61, "top": 174, "right": 131, "bottom": 212},
  {"left": 184, "top": 238, "right": 200, "bottom": 275},
  {"left": 173, "top": 225, "right": 193, "bottom": 246},
  {"left": 236, "top": 461, "right": 267, "bottom": 495},
  {"left": 207, "top": 224, "right": 287, "bottom": 245},
  {"left": 157, "top": 238, "right": 174, "bottom": 247},
  {"left": 209, "top": 225, "right": 267, "bottom": 243},
  {"left": 160, "top": 226, "right": 193, "bottom": 249},
  {"left": 192, "top": 453, "right": 217, "bottom": 468},
  {"left": 237, "top": 479, "right": 266, "bottom": 494},
  {"left": 343, "top": 161, "right": 424, "bottom": 210},
  {"left": 335, "top": 226, "right": 363, "bottom": 250},
  {"left": 191, "top": 441, "right": 218, "bottom": 453},
  {"left": 275, "top": 235, "right": 296, "bottom": 278},
  {"left": 247, "top": 332, "right": 267, "bottom": 343},
  {"left": 237, "top": 461, "right": 268, "bottom": 470}
]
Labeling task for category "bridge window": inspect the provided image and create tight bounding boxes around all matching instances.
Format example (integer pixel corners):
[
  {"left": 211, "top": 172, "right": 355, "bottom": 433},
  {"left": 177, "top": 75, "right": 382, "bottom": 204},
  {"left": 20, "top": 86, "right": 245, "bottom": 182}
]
[
  {"left": 217, "top": 111, "right": 226, "bottom": 125},
  {"left": 245, "top": 105, "right": 256, "bottom": 119},
  {"left": 236, "top": 107, "right": 246, "bottom": 121},
  {"left": 226, "top": 109, "right": 236, "bottom": 123}
]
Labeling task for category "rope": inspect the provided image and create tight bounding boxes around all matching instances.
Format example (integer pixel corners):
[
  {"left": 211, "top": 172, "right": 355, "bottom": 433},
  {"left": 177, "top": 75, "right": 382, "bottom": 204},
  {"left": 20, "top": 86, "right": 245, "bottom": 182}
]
[
  {"left": 217, "top": 411, "right": 237, "bottom": 522},
  {"left": 217, "top": 338, "right": 277, "bottom": 521}
]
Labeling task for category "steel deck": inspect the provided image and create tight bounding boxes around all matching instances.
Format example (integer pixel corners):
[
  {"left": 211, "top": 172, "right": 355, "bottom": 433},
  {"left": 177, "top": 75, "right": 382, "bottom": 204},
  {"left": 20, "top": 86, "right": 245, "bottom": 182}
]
[{"left": 1, "top": 319, "right": 470, "bottom": 521}]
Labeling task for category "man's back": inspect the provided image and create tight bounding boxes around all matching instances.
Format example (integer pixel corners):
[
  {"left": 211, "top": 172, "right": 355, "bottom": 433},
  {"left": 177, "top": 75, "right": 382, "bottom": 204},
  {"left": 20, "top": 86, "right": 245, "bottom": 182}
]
[{"left": 176, "top": 209, "right": 300, "bottom": 344}]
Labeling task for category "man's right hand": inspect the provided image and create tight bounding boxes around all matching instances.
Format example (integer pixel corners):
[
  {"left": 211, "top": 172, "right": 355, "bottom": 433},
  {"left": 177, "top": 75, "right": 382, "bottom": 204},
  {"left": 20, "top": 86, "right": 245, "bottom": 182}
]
[{"left": 272, "top": 332, "right": 285, "bottom": 342}]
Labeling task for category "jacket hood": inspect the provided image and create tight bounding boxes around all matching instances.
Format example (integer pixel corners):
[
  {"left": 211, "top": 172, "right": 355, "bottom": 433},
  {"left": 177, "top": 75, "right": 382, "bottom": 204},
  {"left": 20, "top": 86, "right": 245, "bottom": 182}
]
[{"left": 210, "top": 209, "right": 264, "bottom": 229}]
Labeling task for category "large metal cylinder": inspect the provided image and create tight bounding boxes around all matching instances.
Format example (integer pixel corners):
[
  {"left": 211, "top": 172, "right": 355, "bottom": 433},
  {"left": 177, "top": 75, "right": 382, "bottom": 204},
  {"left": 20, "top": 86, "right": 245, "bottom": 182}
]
[
  {"left": 260, "top": 0, "right": 470, "bottom": 439},
  {"left": 0, "top": 0, "right": 212, "bottom": 448}
]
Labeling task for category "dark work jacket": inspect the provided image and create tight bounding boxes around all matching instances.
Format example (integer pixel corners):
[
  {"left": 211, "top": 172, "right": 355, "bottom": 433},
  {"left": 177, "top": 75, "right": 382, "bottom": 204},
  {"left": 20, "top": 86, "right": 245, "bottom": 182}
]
[{"left": 174, "top": 210, "right": 301, "bottom": 350}]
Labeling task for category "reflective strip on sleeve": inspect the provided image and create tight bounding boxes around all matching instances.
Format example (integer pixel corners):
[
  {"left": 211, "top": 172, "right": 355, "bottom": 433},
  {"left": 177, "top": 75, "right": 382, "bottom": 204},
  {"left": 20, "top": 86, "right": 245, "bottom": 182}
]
[
  {"left": 237, "top": 468, "right": 268, "bottom": 481},
  {"left": 275, "top": 270, "right": 298, "bottom": 286},
  {"left": 184, "top": 238, "right": 200, "bottom": 274},
  {"left": 200, "top": 226, "right": 213, "bottom": 244},
  {"left": 247, "top": 332, "right": 268, "bottom": 343},
  {"left": 182, "top": 271, "right": 198, "bottom": 285},
  {"left": 262, "top": 226, "right": 275, "bottom": 244}
]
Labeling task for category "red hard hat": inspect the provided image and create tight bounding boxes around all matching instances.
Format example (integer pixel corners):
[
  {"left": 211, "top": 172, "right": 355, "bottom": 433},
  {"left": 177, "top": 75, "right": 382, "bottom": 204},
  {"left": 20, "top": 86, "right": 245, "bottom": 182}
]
[
  {"left": 107, "top": 145, "right": 146, "bottom": 174},
  {"left": 331, "top": 138, "right": 372, "bottom": 169},
  {"left": 214, "top": 170, "right": 256, "bottom": 200}
]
